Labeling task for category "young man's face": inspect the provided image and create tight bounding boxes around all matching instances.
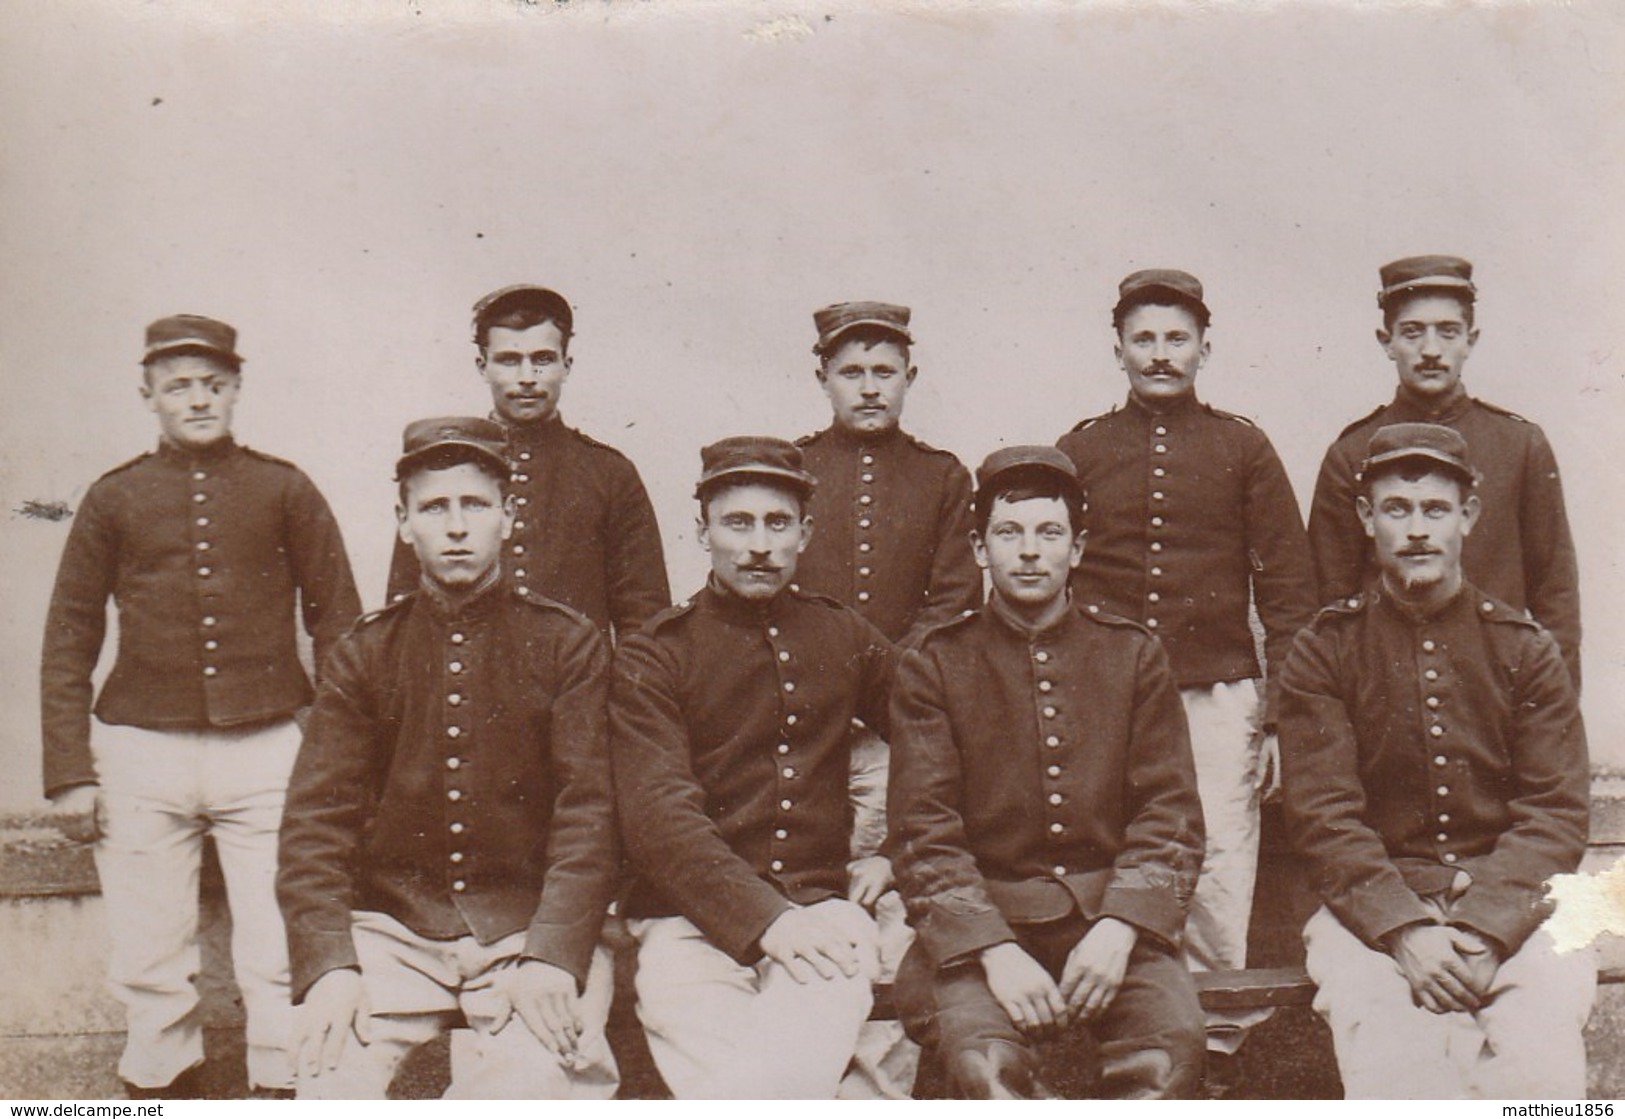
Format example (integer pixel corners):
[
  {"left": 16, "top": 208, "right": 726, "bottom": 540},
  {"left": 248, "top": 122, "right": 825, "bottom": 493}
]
[
  {"left": 817, "top": 337, "right": 916, "bottom": 436},
  {"left": 1378, "top": 293, "right": 1477, "bottom": 403},
  {"left": 1116, "top": 303, "right": 1208, "bottom": 407},
  {"left": 141, "top": 353, "right": 241, "bottom": 450},
  {"left": 397, "top": 461, "right": 514, "bottom": 591},
  {"left": 699, "top": 481, "right": 812, "bottom": 602},
  {"left": 1357, "top": 468, "right": 1478, "bottom": 601},
  {"left": 973, "top": 493, "right": 1084, "bottom": 615},
  {"left": 479, "top": 320, "right": 571, "bottom": 425}
]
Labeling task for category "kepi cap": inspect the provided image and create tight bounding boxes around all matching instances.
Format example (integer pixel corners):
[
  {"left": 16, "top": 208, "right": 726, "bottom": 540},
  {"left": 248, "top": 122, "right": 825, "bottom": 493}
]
[
  {"left": 1377, "top": 255, "right": 1476, "bottom": 308},
  {"left": 396, "top": 416, "right": 510, "bottom": 481},
  {"left": 142, "top": 314, "right": 242, "bottom": 367},
  {"left": 975, "top": 445, "right": 1085, "bottom": 505},
  {"left": 472, "top": 284, "right": 574, "bottom": 343},
  {"left": 1113, "top": 269, "right": 1209, "bottom": 321},
  {"left": 1359, "top": 422, "right": 1476, "bottom": 486},
  {"left": 812, "top": 301, "right": 913, "bottom": 356},
  {"left": 695, "top": 435, "right": 818, "bottom": 500}
]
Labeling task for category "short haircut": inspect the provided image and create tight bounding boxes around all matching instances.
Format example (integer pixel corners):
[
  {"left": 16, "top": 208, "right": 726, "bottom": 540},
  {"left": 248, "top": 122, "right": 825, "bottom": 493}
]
[
  {"left": 974, "top": 470, "right": 1086, "bottom": 538},
  {"left": 476, "top": 302, "right": 573, "bottom": 353},
  {"left": 1358, "top": 457, "right": 1476, "bottom": 503},
  {"left": 1381, "top": 289, "right": 1475, "bottom": 333},
  {"left": 819, "top": 325, "right": 910, "bottom": 369},
  {"left": 397, "top": 447, "right": 510, "bottom": 507},
  {"left": 142, "top": 349, "right": 242, "bottom": 384},
  {"left": 1112, "top": 295, "right": 1211, "bottom": 336},
  {"left": 697, "top": 476, "right": 810, "bottom": 522}
]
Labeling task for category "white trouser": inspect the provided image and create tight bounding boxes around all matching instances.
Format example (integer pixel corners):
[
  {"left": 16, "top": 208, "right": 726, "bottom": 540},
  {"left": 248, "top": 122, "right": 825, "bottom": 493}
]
[
  {"left": 841, "top": 727, "right": 920, "bottom": 1099},
  {"left": 630, "top": 900, "right": 878, "bottom": 1099},
  {"left": 91, "top": 718, "right": 301, "bottom": 1090},
  {"left": 1179, "top": 680, "right": 1270, "bottom": 1053},
  {"left": 1304, "top": 905, "right": 1596, "bottom": 1099},
  {"left": 298, "top": 910, "right": 617, "bottom": 1099}
]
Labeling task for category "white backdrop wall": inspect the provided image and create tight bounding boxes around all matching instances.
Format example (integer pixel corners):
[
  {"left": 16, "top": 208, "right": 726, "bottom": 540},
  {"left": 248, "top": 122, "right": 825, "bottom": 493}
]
[{"left": 2, "top": 0, "right": 1621, "bottom": 811}]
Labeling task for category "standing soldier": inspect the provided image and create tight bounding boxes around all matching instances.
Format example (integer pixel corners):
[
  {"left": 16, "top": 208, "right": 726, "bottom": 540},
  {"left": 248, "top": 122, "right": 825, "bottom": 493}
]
[
  {"left": 1055, "top": 270, "right": 1318, "bottom": 1089},
  {"left": 1307, "top": 255, "right": 1581, "bottom": 687},
  {"left": 385, "top": 284, "right": 669, "bottom": 639},
  {"left": 612, "top": 436, "right": 895, "bottom": 1098},
  {"left": 40, "top": 314, "right": 361, "bottom": 1098},
  {"left": 278, "top": 418, "right": 619, "bottom": 1099},
  {"left": 1280, "top": 423, "right": 1593, "bottom": 1098},
  {"left": 793, "top": 300, "right": 981, "bottom": 1097}
]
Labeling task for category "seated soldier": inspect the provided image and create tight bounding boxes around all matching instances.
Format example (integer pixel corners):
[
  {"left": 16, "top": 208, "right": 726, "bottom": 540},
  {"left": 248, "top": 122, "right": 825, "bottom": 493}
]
[
  {"left": 611, "top": 436, "right": 896, "bottom": 1099},
  {"left": 1280, "top": 422, "right": 1594, "bottom": 1099},
  {"left": 276, "top": 417, "right": 619, "bottom": 1099},
  {"left": 888, "top": 446, "right": 1206, "bottom": 1099}
]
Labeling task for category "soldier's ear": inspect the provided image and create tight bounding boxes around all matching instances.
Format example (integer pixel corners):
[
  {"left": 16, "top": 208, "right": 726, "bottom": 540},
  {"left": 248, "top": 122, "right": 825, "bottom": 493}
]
[
  {"left": 796, "top": 515, "right": 814, "bottom": 553},
  {"left": 1461, "top": 493, "right": 1481, "bottom": 536},
  {"left": 1375, "top": 327, "right": 1394, "bottom": 351},
  {"left": 905, "top": 366, "right": 918, "bottom": 388},
  {"left": 395, "top": 501, "right": 413, "bottom": 545},
  {"left": 1356, "top": 495, "right": 1376, "bottom": 539},
  {"left": 696, "top": 514, "right": 711, "bottom": 553},
  {"left": 501, "top": 493, "right": 517, "bottom": 541},
  {"left": 970, "top": 530, "right": 990, "bottom": 570},
  {"left": 1069, "top": 529, "right": 1086, "bottom": 569}
]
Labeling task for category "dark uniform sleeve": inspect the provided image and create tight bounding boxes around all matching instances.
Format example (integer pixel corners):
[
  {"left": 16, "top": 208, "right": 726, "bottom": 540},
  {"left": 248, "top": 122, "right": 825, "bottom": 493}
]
[
  {"left": 276, "top": 632, "right": 386, "bottom": 1002},
  {"left": 283, "top": 469, "right": 362, "bottom": 681},
  {"left": 887, "top": 646, "right": 1018, "bottom": 967},
  {"left": 1306, "top": 440, "right": 1366, "bottom": 607},
  {"left": 40, "top": 482, "right": 118, "bottom": 799},
  {"left": 610, "top": 635, "right": 791, "bottom": 963},
  {"left": 1449, "top": 628, "right": 1588, "bottom": 956},
  {"left": 1242, "top": 434, "right": 1319, "bottom": 724},
  {"left": 1279, "top": 626, "right": 1432, "bottom": 948},
  {"left": 524, "top": 621, "right": 618, "bottom": 989},
  {"left": 905, "top": 461, "right": 981, "bottom": 643},
  {"left": 1097, "top": 635, "right": 1205, "bottom": 950},
  {"left": 605, "top": 460, "right": 671, "bottom": 638},
  {"left": 1517, "top": 427, "right": 1582, "bottom": 689}
]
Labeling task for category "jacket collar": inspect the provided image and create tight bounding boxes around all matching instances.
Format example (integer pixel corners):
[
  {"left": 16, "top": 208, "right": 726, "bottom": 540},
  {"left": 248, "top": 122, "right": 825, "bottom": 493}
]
[
  {"left": 824, "top": 422, "right": 906, "bottom": 451},
  {"left": 1370, "top": 578, "right": 1474, "bottom": 628},
  {"left": 155, "top": 435, "right": 239, "bottom": 464},
  {"left": 1386, "top": 385, "right": 1472, "bottom": 424},
  {"left": 496, "top": 412, "right": 568, "bottom": 452},
  {"left": 417, "top": 563, "right": 505, "bottom": 622},
  {"left": 1124, "top": 390, "right": 1202, "bottom": 420},
  {"left": 987, "top": 588, "right": 1076, "bottom": 641},
  {"left": 698, "top": 576, "right": 791, "bottom": 627}
]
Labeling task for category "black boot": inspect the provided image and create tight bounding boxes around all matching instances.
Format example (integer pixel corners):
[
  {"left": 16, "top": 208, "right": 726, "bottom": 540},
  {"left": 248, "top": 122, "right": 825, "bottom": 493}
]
[{"left": 947, "top": 1039, "right": 1058, "bottom": 1099}]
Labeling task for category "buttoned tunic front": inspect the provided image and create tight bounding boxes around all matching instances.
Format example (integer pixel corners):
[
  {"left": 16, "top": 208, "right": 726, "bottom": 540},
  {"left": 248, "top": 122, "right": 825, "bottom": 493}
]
[
  {"left": 611, "top": 584, "right": 895, "bottom": 963},
  {"left": 1278, "top": 583, "right": 1588, "bottom": 957},
  {"left": 888, "top": 597, "right": 1204, "bottom": 968},
  {"left": 1056, "top": 393, "right": 1317, "bottom": 718},
  {"left": 794, "top": 425, "right": 980, "bottom": 645},
  {"left": 1307, "top": 389, "right": 1581, "bottom": 686},
  {"left": 41, "top": 438, "right": 361, "bottom": 798},
  {"left": 277, "top": 582, "right": 616, "bottom": 1002},
  {"left": 386, "top": 416, "right": 669, "bottom": 639}
]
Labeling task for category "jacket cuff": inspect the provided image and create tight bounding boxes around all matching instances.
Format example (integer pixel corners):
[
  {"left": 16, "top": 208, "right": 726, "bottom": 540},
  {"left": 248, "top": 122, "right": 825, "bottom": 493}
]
[
  {"left": 1338, "top": 879, "right": 1433, "bottom": 950},
  {"left": 524, "top": 914, "right": 607, "bottom": 995},
  {"left": 1098, "top": 886, "right": 1186, "bottom": 952},
  {"left": 914, "top": 897, "right": 1019, "bottom": 968},
  {"left": 706, "top": 889, "right": 794, "bottom": 966},
  {"left": 290, "top": 929, "right": 360, "bottom": 1005},
  {"left": 1448, "top": 884, "right": 1549, "bottom": 959}
]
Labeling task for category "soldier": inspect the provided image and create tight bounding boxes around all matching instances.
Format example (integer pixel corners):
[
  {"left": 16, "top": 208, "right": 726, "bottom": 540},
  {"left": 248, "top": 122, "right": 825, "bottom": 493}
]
[
  {"left": 277, "top": 417, "right": 619, "bottom": 1099},
  {"left": 1055, "top": 269, "right": 1317, "bottom": 1085},
  {"left": 793, "top": 300, "right": 981, "bottom": 1097},
  {"left": 611, "top": 436, "right": 895, "bottom": 1098},
  {"left": 1280, "top": 423, "right": 1593, "bottom": 1098},
  {"left": 1307, "top": 255, "right": 1580, "bottom": 686},
  {"left": 385, "top": 284, "right": 669, "bottom": 639},
  {"left": 888, "top": 446, "right": 1206, "bottom": 1099},
  {"left": 40, "top": 314, "right": 361, "bottom": 1098}
]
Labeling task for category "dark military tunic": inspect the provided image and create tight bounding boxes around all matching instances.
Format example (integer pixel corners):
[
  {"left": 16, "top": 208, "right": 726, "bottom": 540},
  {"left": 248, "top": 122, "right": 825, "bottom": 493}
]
[
  {"left": 888, "top": 595, "right": 1204, "bottom": 967},
  {"left": 1056, "top": 393, "right": 1317, "bottom": 718},
  {"left": 41, "top": 437, "right": 361, "bottom": 799},
  {"left": 1307, "top": 389, "right": 1581, "bottom": 687},
  {"left": 277, "top": 579, "right": 616, "bottom": 1001},
  {"left": 1279, "top": 583, "right": 1587, "bottom": 957},
  {"left": 793, "top": 425, "right": 980, "bottom": 645},
  {"left": 386, "top": 415, "right": 669, "bottom": 639},
  {"left": 610, "top": 583, "right": 895, "bottom": 964}
]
